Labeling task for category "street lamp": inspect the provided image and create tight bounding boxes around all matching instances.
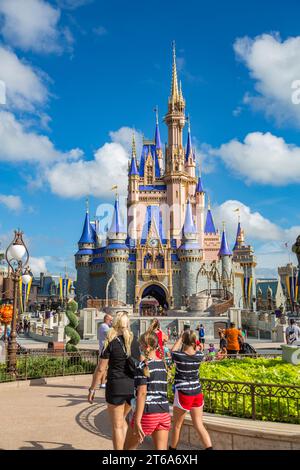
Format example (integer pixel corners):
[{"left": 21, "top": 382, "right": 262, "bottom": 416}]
[{"left": 5, "top": 230, "right": 29, "bottom": 374}]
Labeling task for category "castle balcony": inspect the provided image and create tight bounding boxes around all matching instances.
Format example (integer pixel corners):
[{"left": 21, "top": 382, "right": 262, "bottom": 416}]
[{"left": 141, "top": 268, "right": 166, "bottom": 282}]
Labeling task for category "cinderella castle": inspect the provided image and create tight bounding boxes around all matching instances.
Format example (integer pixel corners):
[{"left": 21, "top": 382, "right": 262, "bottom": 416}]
[{"left": 75, "top": 44, "right": 257, "bottom": 315}]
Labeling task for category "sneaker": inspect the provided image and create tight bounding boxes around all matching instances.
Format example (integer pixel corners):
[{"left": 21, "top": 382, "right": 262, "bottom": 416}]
[{"left": 100, "top": 384, "right": 106, "bottom": 389}]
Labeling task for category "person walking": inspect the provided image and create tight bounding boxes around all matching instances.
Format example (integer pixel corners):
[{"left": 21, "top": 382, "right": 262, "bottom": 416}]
[
  {"left": 198, "top": 324, "right": 205, "bottom": 346},
  {"left": 169, "top": 330, "right": 212, "bottom": 450},
  {"left": 88, "top": 311, "right": 140, "bottom": 450},
  {"left": 285, "top": 319, "right": 300, "bottom": 344},
  {"left": 224, "top": 322, "right": 243, "bottom": 355},
  {"left": 124, "top": 331, "right": 170, "bottom": 450},
  {"left": 98, "top": 314, "right": 113, "bottom": 389}
]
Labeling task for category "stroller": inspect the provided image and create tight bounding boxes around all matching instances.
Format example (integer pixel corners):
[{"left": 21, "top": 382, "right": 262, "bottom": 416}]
[{"left": 239, "top": 342, "right": 257, "bottom": 356}]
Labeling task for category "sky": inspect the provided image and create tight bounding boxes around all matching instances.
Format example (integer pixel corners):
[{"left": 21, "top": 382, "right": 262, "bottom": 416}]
[{"left": 0, "top": 0, "right": 299, "bottom": 278}]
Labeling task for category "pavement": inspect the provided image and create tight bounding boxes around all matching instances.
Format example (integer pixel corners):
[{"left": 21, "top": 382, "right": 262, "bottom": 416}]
[{"left": 0, "top": 375, "right": 196, "bottom": 451}]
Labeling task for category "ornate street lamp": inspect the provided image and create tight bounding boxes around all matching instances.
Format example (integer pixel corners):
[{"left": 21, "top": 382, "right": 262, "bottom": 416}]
[{"left": 5, "top": 230, "right": 29, "bottom": 374}]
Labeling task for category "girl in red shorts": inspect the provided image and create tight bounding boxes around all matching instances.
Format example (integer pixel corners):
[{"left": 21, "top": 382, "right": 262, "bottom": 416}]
[
  {"left": 124, "top": 332, "right": 170, "bottom": 450},
  {"left": 170, "top": 330, "right": 213, "bottom": 450}
]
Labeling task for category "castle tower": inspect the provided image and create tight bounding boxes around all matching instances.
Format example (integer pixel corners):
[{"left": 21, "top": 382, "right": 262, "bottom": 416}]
[
  {"left": 195, "top": 174, "right": 205, "bottom": 249},
  {"left": 219, "top": 224, "right": 232, "bottom": 290},
  {"left": 154, "top": 107, "right": 163, "bottom": 173},
  {"left": 128, "top": 133, "right": 139, "bottom": 241},
  {"left": 232, "top": 218, "right": 257, "bottom": 309},
  {"left": 75, "top": 202, "right": 95, "bottom": 306},
  {"left": 185, "top": 118, "right": 196, "bottom": 179},
  {"left": 203, "top": 197, "right": 220, "bottom": 261},
  {"left": 105, "top": 195, "right": 129, "bottom": 305},
  {"left": 179, "top": 199, "right": 202, "bottom": 302}
]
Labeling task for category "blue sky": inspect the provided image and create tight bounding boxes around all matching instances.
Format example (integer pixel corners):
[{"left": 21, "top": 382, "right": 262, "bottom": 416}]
[{"left": 0, "top": 0, "right": 299, "bottom": 277}]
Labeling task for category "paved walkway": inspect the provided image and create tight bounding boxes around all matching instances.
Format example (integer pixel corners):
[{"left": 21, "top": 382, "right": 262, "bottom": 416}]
[{"left": 0, "top": 375, "right": 196, "bottom": 451}]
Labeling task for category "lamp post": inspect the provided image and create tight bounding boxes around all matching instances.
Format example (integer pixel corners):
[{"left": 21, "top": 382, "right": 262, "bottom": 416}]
[{"left": 5, "top": 230, "right": 29, "bottom": 374}]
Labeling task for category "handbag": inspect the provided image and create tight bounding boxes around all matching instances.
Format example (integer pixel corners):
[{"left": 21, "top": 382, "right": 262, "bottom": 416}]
[{"left": 116, "top": 337, "right": 140, "bottom": 378}]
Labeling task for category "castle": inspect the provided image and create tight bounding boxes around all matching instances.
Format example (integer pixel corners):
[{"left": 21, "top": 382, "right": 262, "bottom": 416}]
[{"left": 75, "top": 44, "right": 257, "bottom": 315}]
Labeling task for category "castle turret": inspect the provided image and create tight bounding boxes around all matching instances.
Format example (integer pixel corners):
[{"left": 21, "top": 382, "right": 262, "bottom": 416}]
[
  {"left": 203, "top": 197, "right": 220, "bottom": 261},
  {"left": 75, "top": 201, "right": 95, "bottom": 306},
  {"left": 105, "top": 195, "right": 128, "bottom": 305},
  {"left": 179, "top": 199, "right": 202, "bottom": 302},
  {"left": 195, "top": 174, "right": 205, "bottom": 248},
  {"left": 154, "top": 107, "right": 163, "bottom": 173},
  {"left": 185, "top": 118, "right": 196, "bottom": 178},
  {"left": 219, "top": 224, "right": 232, "bottom": 289}
]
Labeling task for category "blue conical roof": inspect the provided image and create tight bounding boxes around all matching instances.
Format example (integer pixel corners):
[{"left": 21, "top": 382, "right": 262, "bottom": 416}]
[
  {"left": 219, "top": 229, "right": 232, "bottom": 256},
  {"left": 233, "top": 221, "right": 241, "bottom": 250},
  {"left": 79, "top": 211, "right": 95, "bottom": 244},
  {"left": 109, "top": 197, "right": 126, "bottom": 234},
  {"left": 155, "top": 122, "right": 162, "bottom": 149},
  {"left": 204, "top": 209, "right": 216, "bottom": 234},
  {"left": 183, "top": 199, "right": 197, "bottom": 235},
  {"left": 129, "top": 154, "right": 139, "bottom": 176},
  {"left": 185, "top": 127, "right": 192, "bottom": 161},
  {"left": 196, "top": 176, "right": 204, "bottom": 193}
]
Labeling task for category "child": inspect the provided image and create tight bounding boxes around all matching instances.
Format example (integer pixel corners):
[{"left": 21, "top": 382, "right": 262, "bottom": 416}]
[
  {"left": 170, "top": 330, "right": 213, "bottom": 450},
  {"left": 124, "top": 332, "right": 170, "bottom": 450},
  {"left": 216, "top": 346, "right": 227, "bottom": 360}
]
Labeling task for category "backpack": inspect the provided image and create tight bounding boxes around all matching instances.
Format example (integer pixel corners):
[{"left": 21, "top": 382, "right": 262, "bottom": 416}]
[{"left": 199, "top": 327, "right": 205, "bottom": 338}]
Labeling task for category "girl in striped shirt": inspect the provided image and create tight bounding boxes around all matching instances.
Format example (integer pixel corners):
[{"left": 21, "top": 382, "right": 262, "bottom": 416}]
[
  {"left": 170, "top": 330, "right": 213, "bottom": 450},
  {"left": 124, "top": 332, "right": 170, "bottom": 450}
]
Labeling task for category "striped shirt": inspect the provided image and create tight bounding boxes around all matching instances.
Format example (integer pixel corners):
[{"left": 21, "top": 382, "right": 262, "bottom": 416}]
[
  {"left": 172, "top": 350, "right": 204, "bottom": 396},
  {"left": 134, "top": 359, "right": 169, "bottom": 414}
]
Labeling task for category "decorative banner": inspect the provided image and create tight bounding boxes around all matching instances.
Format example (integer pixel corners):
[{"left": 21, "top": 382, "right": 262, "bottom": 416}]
[
  {"left": 295, "top": 271, "right": 300, "bottom": 302},
  {"left": 19, "top": 277, "right": 33, "bottom": 313},
  {"left": 59, "top": 276, "right": 73, "bottom": 300},
  {"left": 243, "top": 276, "right": 253, "bottom": 307}
]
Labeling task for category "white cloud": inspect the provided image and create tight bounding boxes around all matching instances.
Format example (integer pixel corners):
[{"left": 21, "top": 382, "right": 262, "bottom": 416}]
[
  {"left": 213, "top": 131, "right": 300, "bottom": 185},
  {"left": 234, "top": 33, "right": 300, "bottom": 126},
  {"left": 214, "top": 199, "right": 300, "bottom": 272},
  {"left": 0, "top": 46, "right": 49, "bottom": 112},
  {"left": 92, "top": 26, "right": 107, "bottom": 36},
  {"left": 0, "top": 194, "right": 22, "bottom": 211},
  {"left": 0, "top": 0, "right": 66, "bottom": 54},
  {"left": 29, "top": 256, "right": 47, "bottom": 275},
  {"left": 0, "top": 111, "right": 82, "bottom": 164},
  {"left": 47, "top": 127, "right": 143, "bottom": 198}
]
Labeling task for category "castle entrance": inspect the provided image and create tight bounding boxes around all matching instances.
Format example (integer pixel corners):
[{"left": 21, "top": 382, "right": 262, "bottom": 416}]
[{"left": 140, "top": 284, "right": 169, "bottom": 316}]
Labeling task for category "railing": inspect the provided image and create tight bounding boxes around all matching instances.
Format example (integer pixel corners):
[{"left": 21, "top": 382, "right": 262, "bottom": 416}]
[
  {"left": 197, "top": 289, "right": 234, "bottom": 315},
  {"left": 201, "top": 378, "right": 300, "bottom": 424},
  {"left": 0, "top": 351, "right": 99, "bottom": 383}
]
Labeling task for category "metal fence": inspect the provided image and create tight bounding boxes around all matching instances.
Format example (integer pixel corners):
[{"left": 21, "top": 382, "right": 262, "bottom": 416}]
[
  {"left": 0, "top": 351, "right": 99, "bottom": 383},
  {"left": 202, "top": 378, "right": 300, "bottom": 424}
]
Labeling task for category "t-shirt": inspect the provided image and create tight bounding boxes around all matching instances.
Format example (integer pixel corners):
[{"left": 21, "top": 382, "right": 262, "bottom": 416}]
[
  {"left": 286, "top": 325, "right": 300, "bottom": 344},
  {"left": 98, "top": 323, "right": 110, "bottom": 352},
  {"left": 171, "top": 350, "right": 204, "bottom": 396},
  {"left": 134, "top": 359, "right": 169, "bottom": 414},
  {"left": 101, "top": 335, "right": 140, "bottom": 396},
  {"left": 225, "top": 328, "right": 242, "bottom": 351}
]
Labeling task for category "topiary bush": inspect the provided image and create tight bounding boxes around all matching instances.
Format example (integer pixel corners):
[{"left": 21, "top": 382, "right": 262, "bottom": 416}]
[{"left": 64, "top": 300, "right": 80, "bottom": 352}]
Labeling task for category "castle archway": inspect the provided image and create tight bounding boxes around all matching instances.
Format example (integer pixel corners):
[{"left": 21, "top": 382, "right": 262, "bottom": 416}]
[{"left": 138, "top": 282, "right": 169, "bottom": 316}]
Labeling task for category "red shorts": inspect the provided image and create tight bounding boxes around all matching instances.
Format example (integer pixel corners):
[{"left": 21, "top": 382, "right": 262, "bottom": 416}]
[
  {"left": 174, "top": 390, "right": 204, "bottom": 411},
  {"left": 131, "top": 412, "right": 171, "bottom": 436}
]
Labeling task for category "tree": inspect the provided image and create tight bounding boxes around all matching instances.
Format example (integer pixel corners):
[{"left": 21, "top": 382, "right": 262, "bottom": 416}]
[{"left": 64, "top": 300, "right": 80, "bottom": 352}]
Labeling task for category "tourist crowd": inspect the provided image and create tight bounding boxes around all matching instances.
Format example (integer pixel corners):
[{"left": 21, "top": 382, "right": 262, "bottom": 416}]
[{"left": 87, "top": 313, "right": 248, "bottom": 451}]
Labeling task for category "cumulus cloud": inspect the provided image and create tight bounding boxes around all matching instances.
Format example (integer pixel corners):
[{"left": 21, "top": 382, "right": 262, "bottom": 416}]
[
  {"left": 234, "top": 33, "right": 300, "bottom": 126},
  {"left": 0, "top": 0, "right": 71, "bottom": 54},
  {"left": 0, "top": 111, "right": 82, "bottom": 164},
  {"left": 0, "top": 194, "right": 22, "bottom": 212},
  {"left": 47, "top": 127, "right": 143, "bottom": 198},
  {"left": 213, "top": 131, "right": 300, "bottom": 185},
  {"left": 57, "top": 0, "right": 93, "bottom": 9},
  {"left": 214, "top": 199, "right": 300, "bottom": 273},
  {"left": 0, "top": 46, "right": 49, "bottom": 112},
  {"left": 29, "top": 256, "right": 48, "bottom": 275}
]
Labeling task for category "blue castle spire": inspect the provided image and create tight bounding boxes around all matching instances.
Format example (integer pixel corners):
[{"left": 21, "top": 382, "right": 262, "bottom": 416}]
[
  {"left": 183, "top": 199, "right": 197, "bottom": 235},
  {"left": 129, "top": 132, "right": 139, "bottom": 176},
  {"left": 78, "top": 202, "right": 95, "bottom": 244},
  {"left": 195, "top": 176, "right": 204, "bottom": 193},
  {"left": 154, "top": 106, "right": 162, "bottom": 149},
  {"left": 109, "top": 196, "right": 126, "bottom": 235},
  {"left": 185, "top": 119, "right": 192, "bottom": 161},
  {"left": 219, "top": 226, "right": 232, "bottom": 256},
  {"left": 204, "top": 198, "right": 216, "bottom": 234},
  {"left": 233, "top": 221, "right": 242, "bottom": 251}
]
